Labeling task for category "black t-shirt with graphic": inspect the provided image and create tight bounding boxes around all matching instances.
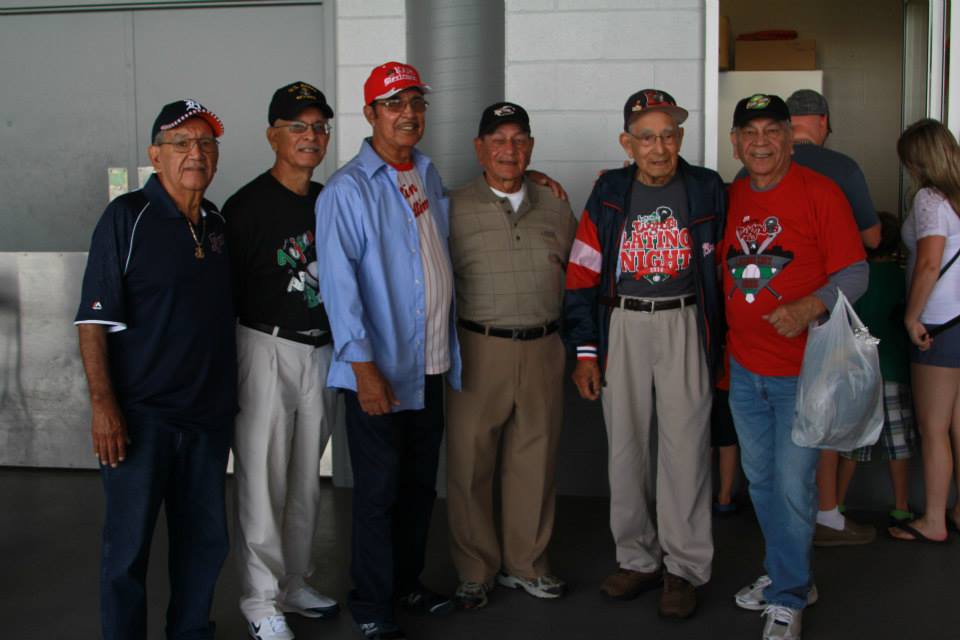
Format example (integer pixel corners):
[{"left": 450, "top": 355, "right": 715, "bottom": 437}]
[
  {"left": 223, "top": 171, "right": 329, "bottom": 332},
  {"left": 616, "top": 175, "right": 695, "bottom": 298}
]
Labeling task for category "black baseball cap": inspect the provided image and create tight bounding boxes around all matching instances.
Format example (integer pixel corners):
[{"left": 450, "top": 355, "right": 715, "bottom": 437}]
[
  {"left": 786, "top": 89, "right": 832, "bottom": 133},
  {"left": 151, "top": 99, "right": 224, "bottom": 141},
  {"left": 623, "top": 89, "right": 688, "bottom": 131},
  {"left": 269, "top": 81, "right": 334, "bottom": 124},
  {"left": 732, "top": 93, "right": 791, "bottom": 128},
  {"left": 477, "top": 102, "right": 531, "bottom": 137}
]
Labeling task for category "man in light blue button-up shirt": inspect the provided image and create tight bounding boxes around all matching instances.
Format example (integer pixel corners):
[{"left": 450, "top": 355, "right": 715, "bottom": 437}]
[{"left": 316, "top": 61, "right": 461, "bottom": 640}]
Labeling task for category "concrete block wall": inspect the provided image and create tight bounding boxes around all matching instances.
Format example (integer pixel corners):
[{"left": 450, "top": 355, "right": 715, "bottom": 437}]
[
  {"left": 505, "top": 0, "right": 706, "bottom": 216},
  {"left": 334, "top": 0, "right": 407, "bottom": 167}
]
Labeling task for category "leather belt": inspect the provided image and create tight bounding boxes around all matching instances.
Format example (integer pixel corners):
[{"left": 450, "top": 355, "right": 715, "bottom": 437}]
[
  {"left": 599, "top": 293, "right": 697, "bottom": 313},
  {"left": 458, "top": 318, "right": 560, "bottom": 341},
  {"left": 239, "top": 320, "right": 331, "bottom": 348}
]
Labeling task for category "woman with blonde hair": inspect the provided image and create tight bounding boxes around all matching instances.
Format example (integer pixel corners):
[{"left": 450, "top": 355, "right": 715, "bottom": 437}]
[{"left": 890, "top": 118, "right": 960, "bottom": 542}]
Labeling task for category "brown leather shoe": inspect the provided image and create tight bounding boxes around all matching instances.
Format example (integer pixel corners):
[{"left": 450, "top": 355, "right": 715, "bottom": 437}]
[
  {"left": 658, "top": 573, "right": 696, "bottom": 619},
  {"left": 599, "top": 567, "right": 663, "bottom": 600},
  {"left": 813, "top": 519, "right": 877, "bottom": 547}
]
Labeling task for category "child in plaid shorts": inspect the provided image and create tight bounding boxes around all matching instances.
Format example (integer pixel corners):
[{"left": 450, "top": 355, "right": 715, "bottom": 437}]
[{"left": 836, "top": 212, "right": 918, "bottom": 523}]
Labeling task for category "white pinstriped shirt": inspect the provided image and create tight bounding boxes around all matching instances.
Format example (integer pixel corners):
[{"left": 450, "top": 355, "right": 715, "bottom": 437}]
[{"left": 395, "top": 164, "right": 453, "bottom": 375}]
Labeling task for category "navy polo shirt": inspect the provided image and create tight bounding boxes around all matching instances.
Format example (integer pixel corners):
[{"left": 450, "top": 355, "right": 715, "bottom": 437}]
[{"left": 75, "top": 175, "right": 237, "bottom": 430}]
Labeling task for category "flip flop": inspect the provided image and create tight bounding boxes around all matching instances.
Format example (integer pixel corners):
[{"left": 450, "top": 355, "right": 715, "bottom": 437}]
[{"left": 888, "top": 520, "right": 949, "bottom": 544}]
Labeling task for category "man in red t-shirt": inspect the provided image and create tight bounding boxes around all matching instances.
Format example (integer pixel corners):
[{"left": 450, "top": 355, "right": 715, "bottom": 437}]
[{"left": 722, "top": 94, "right": 866, "bottom": 640}]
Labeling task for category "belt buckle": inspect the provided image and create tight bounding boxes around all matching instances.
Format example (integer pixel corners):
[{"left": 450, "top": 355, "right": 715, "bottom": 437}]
[
  {"left": 644, "top": 299, "right": 656, "bottom": 314},
  {"left": 511, "top": 328, "right": 522, "bottom": 341}
]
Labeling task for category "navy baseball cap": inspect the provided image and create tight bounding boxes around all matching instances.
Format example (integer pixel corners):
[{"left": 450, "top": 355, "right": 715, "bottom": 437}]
[
  {"left": 477, "top": 102, "right": 531, "bottom": 137},
  {"left": 269, "top": 81, "right": 334, "bottom": 124},
  {"left": 623, "top": 89, "right": 688, "bottom": 130},
  {"left": 151, "top": 99, "right": 224, "bottom": 140},
  {"left": 732, "top": 93, "right": 790, "bottom": 128}
]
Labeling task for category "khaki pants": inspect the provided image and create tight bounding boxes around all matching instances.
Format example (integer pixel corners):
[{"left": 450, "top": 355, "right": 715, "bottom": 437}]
[
  {"left": 233, "top": 326, "right": 338, "bottom": 621},
  {"left": 446, "top": 327, "right": 565, "bottom": 583},
  {"left": 601, "top": 303, "right": 713, "bottom": 586}
]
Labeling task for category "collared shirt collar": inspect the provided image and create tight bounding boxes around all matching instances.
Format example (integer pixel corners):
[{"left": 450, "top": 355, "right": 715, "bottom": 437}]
[
  {"left": 143, "top": 173, "right": 208, "bottom": 219},
  {"left": 357, "top": 137, "right": 432, "bottom": 179}
]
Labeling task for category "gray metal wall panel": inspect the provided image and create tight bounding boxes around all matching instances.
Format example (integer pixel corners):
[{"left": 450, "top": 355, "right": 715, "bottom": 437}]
[
  {"left": 1, "top": 2, "right": 334, "bottom": 469},
  {"left": 0, "top": 253, "right": 93, "bottom": 468},
  {"left": 0, "top": 13, "right": 132, "bottom": 251}
]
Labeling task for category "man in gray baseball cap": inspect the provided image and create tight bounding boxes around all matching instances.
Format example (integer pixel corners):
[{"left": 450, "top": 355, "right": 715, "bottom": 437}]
[{"left": 785, "top": 89, "right": 881, "bottom": 551}]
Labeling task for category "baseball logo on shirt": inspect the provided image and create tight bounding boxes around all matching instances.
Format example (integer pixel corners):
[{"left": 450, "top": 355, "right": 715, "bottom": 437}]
[
  {"left": 726, "top": 215, "right": 793, "bottom": 303},
  {"left": 277, "top": 230, "right": 320, "bottom": 308},
  {"left": 619, "top": 206, "right": 692, "bottom": 284}
]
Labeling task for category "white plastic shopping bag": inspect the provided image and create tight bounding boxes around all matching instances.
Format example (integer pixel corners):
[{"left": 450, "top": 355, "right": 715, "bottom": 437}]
[{"left": 791, "top": 291, "right": 883, "bottom": 450}]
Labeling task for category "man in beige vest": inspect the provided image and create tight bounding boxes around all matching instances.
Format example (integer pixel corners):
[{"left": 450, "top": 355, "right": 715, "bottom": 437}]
[{"left": 446, "top": 102, "right": 577, "bottom": 610}]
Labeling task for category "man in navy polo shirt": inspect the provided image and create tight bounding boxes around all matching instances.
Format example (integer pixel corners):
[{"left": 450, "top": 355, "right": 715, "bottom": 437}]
[{"left": 75, "top": 99, "right": 237, "bottom": 640}]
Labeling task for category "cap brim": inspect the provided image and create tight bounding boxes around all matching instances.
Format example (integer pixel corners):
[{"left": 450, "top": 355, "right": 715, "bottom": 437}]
[
  {"left": 194, "top": 112, "right": 224, "bottom": 137},
  {"left": 371, "top": 82, "right": 432, "bottom": 103},
  {"left": 626, "top": 105, "right": 689, "bottom": 127}
]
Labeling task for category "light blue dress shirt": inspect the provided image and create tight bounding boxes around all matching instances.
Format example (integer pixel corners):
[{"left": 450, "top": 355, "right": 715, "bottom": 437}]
[{"left": 316, "top": 138, "right": 462, "bottom": 411}]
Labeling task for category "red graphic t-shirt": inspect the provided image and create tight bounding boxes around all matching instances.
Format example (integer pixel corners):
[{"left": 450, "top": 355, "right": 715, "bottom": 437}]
[{"left": 722, "top": 162, "right": 865, "bottom": 376}]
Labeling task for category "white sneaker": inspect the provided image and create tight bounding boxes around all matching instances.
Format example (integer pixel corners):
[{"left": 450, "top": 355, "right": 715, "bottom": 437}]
[
  {"left": 496, "top": 571, "right": 566, "bottom": 599},
  {"left": 281, "top": 585, "right": 340, "bottom": 618},
  {"left": 734, "top": 575, "right": 818, "bottom": 611},
  {"left": 762, "top": 605, "right": 802, "bottom": 640},
  {"left": 248, "top": 614, "right": 294, "bottom": 640}
]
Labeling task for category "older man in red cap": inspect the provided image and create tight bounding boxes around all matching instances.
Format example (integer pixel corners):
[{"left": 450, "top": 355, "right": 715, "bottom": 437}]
[{"left": 316, "top": 62, "right": 459, "bottom": 640}]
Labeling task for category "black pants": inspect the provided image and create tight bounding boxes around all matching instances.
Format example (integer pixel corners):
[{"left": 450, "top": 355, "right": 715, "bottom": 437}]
[
  {"left": 100, "top": 416, "right": 232, "bottom": 640},
  {"left": 344, "top": 375, "right": 445, "bottom": 624}
]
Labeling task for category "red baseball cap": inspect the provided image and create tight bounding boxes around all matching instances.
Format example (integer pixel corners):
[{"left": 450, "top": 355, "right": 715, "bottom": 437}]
[{"left": 364, "top": 61, "right": 431, "bottom": 105}]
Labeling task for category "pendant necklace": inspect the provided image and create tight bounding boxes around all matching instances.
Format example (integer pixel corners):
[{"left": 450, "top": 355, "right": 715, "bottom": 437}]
[{"left": 186, "top": 214, "right": 206, "bottom": 259}]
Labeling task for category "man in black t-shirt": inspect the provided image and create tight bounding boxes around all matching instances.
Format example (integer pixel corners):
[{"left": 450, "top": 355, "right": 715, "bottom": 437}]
[{"left": 223, "top": 82, "right": 340, "bottom": 640}]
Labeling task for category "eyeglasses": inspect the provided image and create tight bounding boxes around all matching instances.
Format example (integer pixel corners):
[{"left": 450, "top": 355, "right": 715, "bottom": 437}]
[
  {"left": 375, "top": 97, "right": 429, "bottom": 114},
  {"left": 157, "top": 137, "right": 220, "bottom": 154},
  {"left": 274, "top": 121, "right": 333, "bottom": 135},
  {"left": 626, "top": 130, "right": 679, "bottom": 148}
]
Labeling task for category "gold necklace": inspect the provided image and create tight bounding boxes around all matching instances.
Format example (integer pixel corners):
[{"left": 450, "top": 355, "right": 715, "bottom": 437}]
[{"left": 185, "top": 215, "right": 206, "bottom": 259}]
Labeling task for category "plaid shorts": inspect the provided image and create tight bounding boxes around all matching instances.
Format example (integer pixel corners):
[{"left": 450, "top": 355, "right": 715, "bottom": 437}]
[{"left": 842, "top": 381, "right": 917, "bottom": 462}]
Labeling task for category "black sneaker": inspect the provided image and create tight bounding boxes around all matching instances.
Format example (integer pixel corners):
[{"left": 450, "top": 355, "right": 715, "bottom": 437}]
[
  {"left": 358, "top": 622, "right": 406, "bottom": 640},
  {"left": 398, "top": 586, "right": 454, "bottom": 616}
]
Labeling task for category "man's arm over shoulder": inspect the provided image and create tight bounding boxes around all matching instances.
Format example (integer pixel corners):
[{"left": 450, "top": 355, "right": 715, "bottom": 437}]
[{"left": 316, "top": 175, "right": 374, "bottom": 363}]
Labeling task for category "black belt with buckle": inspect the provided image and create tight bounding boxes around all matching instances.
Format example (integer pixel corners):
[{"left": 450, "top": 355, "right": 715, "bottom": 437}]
[
  {"left": 599, "top": 293, "right": 697, "bottom": 313},
  {"left": 458, "top": 318, "right": 560, "bottom": 341},
  {"left": 239, "top": 320, "right": 332, "bottom": 348}
]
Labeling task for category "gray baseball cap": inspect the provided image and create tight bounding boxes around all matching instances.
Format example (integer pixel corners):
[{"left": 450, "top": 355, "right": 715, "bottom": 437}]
[{"left": 786, "top": 89, "right": 831, "bottom": 133}]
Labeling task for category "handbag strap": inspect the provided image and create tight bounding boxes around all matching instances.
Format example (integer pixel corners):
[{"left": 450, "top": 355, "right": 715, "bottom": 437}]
[{"left": 939, "top": 246, "right": 960, "bottom": 279}]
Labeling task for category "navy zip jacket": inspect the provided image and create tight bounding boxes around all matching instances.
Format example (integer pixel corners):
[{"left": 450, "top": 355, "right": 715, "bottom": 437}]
[{"left": 563, "top": 158, "right": 727, "bottom": 382}]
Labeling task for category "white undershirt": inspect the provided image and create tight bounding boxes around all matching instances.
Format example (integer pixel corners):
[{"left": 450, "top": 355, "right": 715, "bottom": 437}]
[{"left": 490, "top": 182, "right": 527, "bottom": 213}]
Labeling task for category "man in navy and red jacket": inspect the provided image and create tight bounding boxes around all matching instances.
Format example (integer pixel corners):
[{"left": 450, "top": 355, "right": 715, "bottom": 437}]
[{"left": 563, "top": 88, "right": 726, "bottom": 619}]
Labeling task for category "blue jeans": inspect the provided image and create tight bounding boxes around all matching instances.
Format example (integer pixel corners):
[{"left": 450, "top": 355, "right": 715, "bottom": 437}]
[
  {"left": 728, "top": 357, "right": 819, "bottom": 610},
  {"left": 100, "top": 416, "right": 231, "bottom": 640}
]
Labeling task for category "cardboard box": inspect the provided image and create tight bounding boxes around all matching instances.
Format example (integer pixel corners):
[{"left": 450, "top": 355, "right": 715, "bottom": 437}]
[
  {"left": 734, "top": 39, "right": 816, "bottom": 71},
  {"left": 719, "top": 16, "right": 730, "bottom": 70}
]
